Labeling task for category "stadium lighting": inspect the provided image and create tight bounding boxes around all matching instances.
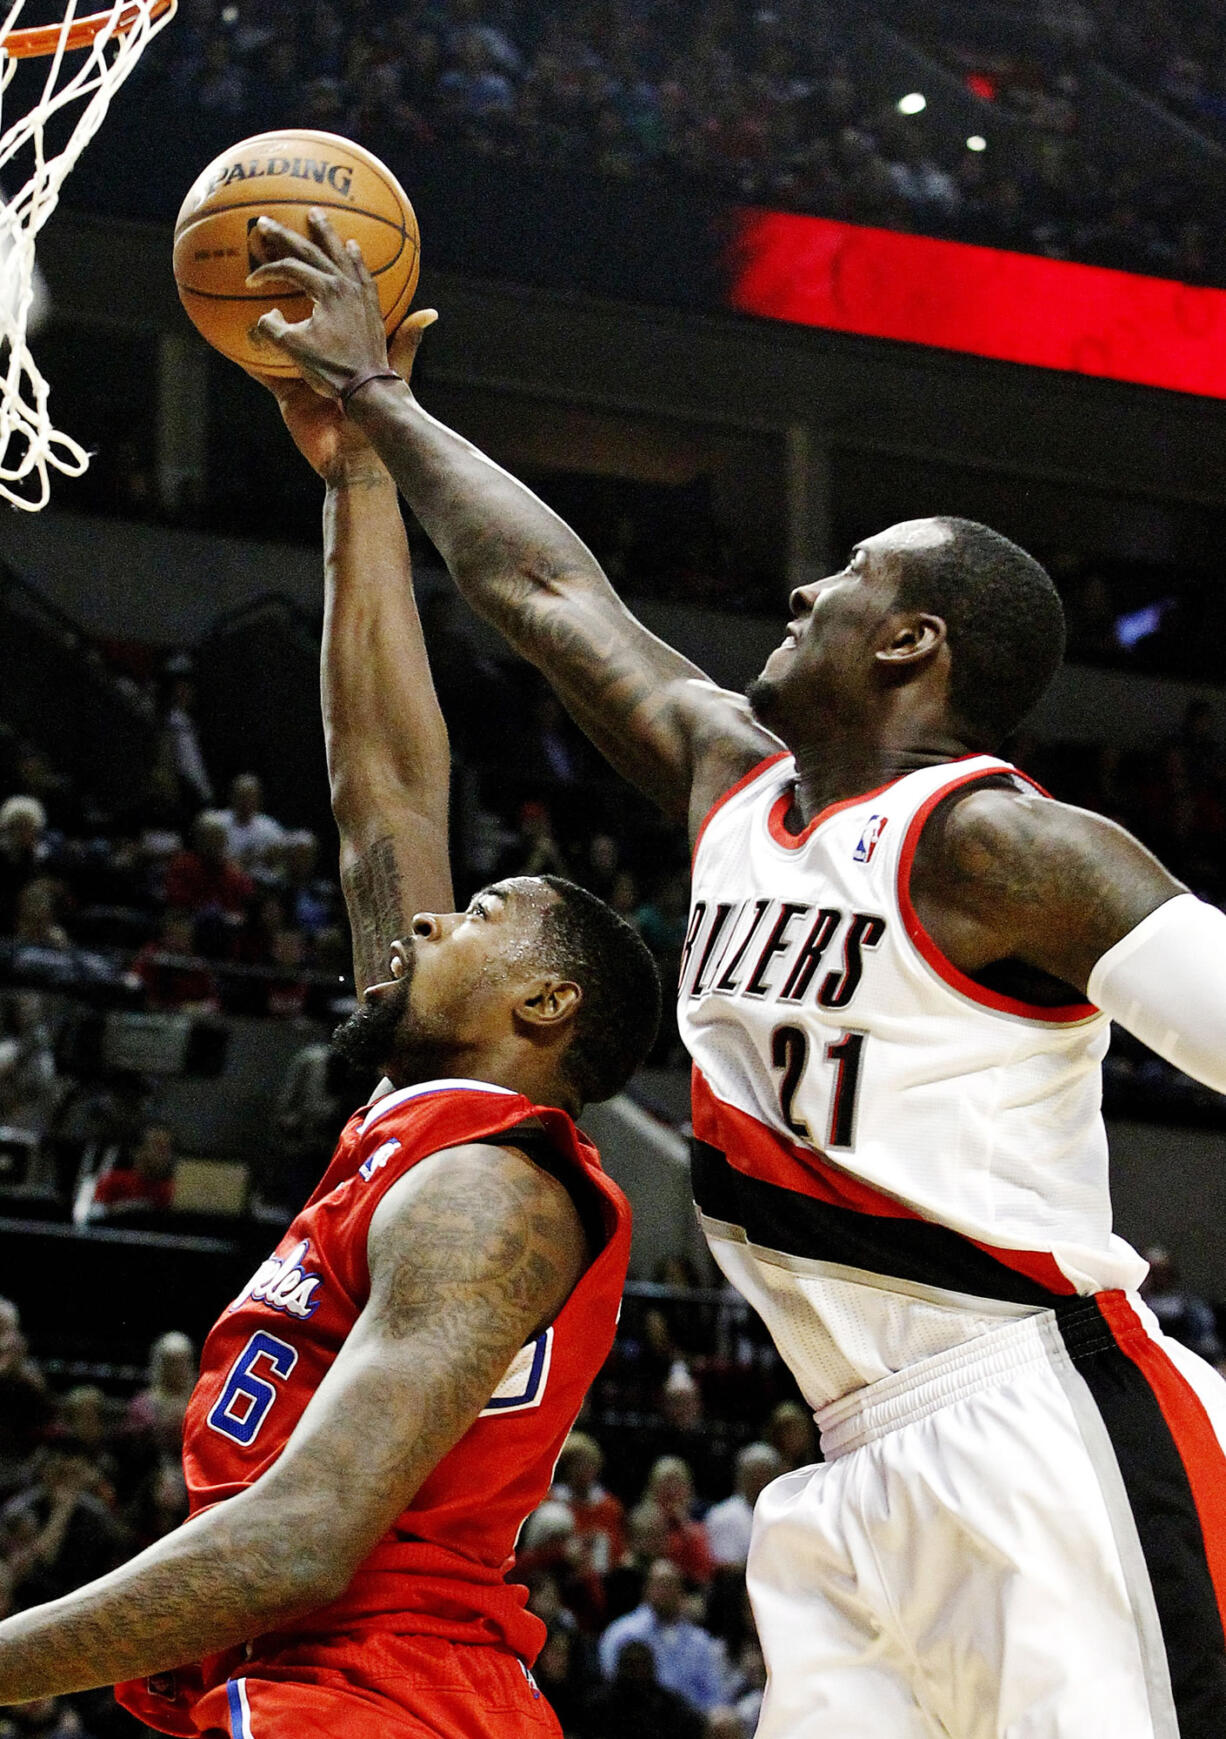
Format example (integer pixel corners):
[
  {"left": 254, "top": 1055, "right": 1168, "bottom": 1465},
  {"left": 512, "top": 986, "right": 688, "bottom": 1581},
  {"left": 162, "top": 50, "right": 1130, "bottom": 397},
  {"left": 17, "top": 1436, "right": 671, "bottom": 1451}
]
[
  {"left": 897, "top": 92, "right": 927, "bottom": 115},
  {"left": 966, "top": 135, "right": 987, "bottom": 151}
]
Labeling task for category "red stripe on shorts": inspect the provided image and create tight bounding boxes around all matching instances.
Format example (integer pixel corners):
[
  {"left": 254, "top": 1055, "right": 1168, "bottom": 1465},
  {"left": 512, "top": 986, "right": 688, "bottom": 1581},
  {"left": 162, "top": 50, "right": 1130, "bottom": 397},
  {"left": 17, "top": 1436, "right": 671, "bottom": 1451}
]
[{"left": 1096, "top": 1289, "right": 1226, "bottom": 1630}]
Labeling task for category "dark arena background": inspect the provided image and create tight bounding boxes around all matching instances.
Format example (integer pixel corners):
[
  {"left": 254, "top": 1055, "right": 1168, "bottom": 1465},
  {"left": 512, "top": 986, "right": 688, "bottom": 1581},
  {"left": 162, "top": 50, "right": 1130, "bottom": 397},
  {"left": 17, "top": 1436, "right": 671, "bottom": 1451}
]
[{"left": 4, "top": 2, "right": 1226, "bottom": 1734}]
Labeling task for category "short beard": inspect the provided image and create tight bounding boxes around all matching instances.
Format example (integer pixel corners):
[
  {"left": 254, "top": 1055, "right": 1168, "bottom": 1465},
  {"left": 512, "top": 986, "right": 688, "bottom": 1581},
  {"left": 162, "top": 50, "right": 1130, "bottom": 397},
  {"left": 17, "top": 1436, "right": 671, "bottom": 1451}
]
[
  {"left": 745, "top": 675, "right": 780, "bottom": 721},
  {"left": 330, "top": 944, "right": 457, "bottom": 1087}
]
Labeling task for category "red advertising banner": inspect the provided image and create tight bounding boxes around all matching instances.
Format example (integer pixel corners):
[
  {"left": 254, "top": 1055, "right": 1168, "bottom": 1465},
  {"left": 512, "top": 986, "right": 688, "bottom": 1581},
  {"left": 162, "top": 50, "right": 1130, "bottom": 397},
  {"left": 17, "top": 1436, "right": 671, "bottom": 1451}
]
[{"left": 726, "top": 207, "right": 1226, "bottom": 400}]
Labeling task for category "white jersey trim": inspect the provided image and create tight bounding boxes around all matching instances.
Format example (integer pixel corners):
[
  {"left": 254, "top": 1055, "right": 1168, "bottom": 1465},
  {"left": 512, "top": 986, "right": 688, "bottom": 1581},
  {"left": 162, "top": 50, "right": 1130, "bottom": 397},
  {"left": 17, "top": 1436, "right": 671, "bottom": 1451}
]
[{"left": 361, "top": 1078, "right": 516, "bottom": 1135}]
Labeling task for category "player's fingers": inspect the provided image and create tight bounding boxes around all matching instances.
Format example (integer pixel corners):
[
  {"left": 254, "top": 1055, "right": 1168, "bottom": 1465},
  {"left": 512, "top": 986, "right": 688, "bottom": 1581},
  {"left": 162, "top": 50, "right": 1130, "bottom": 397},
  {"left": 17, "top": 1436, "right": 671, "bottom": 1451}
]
[
  {"left": 246, "top": 256, "right": 330, "bottom": 299},
  {"left": 343, "top": 236, "right": 377, "bottom": 292},
  {"left": 307, "top": 207, "right": 353, "bottom": 270},
  {"left": 251, "top": 215, "right": 334, "bottom": 274},
  {"left": 254, "top": 309, "right": 299, "bottom": 348}
]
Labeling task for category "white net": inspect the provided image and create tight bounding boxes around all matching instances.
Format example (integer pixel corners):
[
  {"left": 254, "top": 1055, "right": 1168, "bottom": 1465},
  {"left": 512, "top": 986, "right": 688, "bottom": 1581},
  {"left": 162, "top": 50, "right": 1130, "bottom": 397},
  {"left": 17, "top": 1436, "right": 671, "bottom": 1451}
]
[{"left": 0, "top": 0, "right": 175, "bottom": 510}]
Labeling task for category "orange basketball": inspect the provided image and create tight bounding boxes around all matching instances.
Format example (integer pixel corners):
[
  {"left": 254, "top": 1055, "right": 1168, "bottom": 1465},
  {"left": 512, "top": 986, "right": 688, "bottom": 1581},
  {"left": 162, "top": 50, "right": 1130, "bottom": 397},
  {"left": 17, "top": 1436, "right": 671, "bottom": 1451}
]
[{"left": 173, "top": 128, "right": 419, "bottom": 375}]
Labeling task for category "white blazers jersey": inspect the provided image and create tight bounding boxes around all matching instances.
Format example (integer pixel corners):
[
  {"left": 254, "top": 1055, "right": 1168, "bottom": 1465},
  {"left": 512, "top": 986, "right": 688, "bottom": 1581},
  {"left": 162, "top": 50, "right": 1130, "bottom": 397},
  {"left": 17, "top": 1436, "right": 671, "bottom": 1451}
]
[{"left": 680, "top": 752, "right": 1147, "bottom": 1409}]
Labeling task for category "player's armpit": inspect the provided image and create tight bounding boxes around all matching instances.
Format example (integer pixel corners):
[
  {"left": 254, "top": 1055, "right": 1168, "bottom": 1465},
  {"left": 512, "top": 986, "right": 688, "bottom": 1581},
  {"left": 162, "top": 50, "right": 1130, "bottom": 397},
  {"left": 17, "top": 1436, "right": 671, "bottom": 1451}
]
[{"left": 910, "top": 784, "right": 1185, "bottom": 993}]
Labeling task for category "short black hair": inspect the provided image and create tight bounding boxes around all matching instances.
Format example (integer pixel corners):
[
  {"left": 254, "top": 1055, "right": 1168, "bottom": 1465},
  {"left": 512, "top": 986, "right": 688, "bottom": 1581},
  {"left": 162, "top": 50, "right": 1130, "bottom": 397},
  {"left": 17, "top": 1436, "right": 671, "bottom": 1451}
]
[
  {"left": 537, "top": 876, "right": 661, "bottom": 1107},
  {"left": 893, "top": 517, "right": 1065, "bottom": 745}
]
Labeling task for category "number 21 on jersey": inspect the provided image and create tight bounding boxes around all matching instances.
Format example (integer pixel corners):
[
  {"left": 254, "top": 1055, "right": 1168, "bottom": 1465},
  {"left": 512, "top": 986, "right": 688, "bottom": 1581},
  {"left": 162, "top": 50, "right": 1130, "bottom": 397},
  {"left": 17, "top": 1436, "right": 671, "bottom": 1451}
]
[{"left": 771, "top": 1024, "right": 867, "bottom": 1151}]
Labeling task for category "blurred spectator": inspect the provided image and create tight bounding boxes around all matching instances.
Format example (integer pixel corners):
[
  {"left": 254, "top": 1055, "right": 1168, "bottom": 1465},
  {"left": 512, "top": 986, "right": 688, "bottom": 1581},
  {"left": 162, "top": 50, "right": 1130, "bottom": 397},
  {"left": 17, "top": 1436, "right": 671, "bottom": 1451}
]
[
  {"left": 89, "top": 1124, "right": 176, "bottom": 1222},
  {"left": 499, "top": 801, "right": 569, "bottom": 879},
  {"left": 218, "top": 773, "right": 285, "bottom": 877},
  {"left": 0, "top": 1439, "right": 126, "bottom": 1608},
  {"left": 584, "top": 1637, "right": 705, "bottom": 1738},
  {"left": 581, "top": 834, "right": 624, "bottom": 905},
  {"left": 764, "top": 1399, "right": 817, "bottom": 1473},
  {"left": 0, "top": 1694, "right": 98, "bottom": 1738},
  {"left": 551, "top": 1430, "right": 627, "bottom": 1575},
  {"left": 155, "top": 667, "right": 214, "bottom": 812},
  {"left": 0, "top": 798, "right": 53, "bottom": 935},
  {"left": 271, "top": 1039, "right": 353, "bottom": 1209},
  {"left": 276, "top": 830, "right": 335, "bottom": 934},
  {"left": 124, "top": 1458, "right": 189, "bottom": 1553},
  {"left": 0, "top": 995, "right": 60, "bottom": 1138},
  {"left": 652, "top": 1363, "right": 731, "bottom": 1501},
  {"left": 125, "top": 1330, "right": 197, "bottom": 1455},
  {"left": 603, "top": 1497, "right": 670, "bottom": 1622},
  {"left": 644, "top": 1456, "right": 715, "bottom": 1585},
  {"left": 164, "top": 811, "right": 253, "bottom": 925},
  {"left": 131, "top": 909, "right": 220, "bottom": 1012},
  {"left": 598, "top": 1559, "right": 727, "bottom": 1714},
  {"left": 12, "top": 880, "right": 68, "bottom": 951},
  {"left": 0, "top": 1300, "right": 53, "bottom": 1502},
  {"left": 54, "top": 1389, "right": 117, "bottom": 1503},
  {"left": 728, "top": 1637, "right": 768, "bottom": 1735},
  {"left": 703, "top": 1442, "right": 783, "bottom": 1568},
  {"left": 532, "top": 1620, "right": 594, "bottom": 1736},
  {"left": 516, "top": 1499, "right": 606, "bottom": 1634},
  {"left": 1139, "top": 1246, "right": 1223, "bottom": 1363}
]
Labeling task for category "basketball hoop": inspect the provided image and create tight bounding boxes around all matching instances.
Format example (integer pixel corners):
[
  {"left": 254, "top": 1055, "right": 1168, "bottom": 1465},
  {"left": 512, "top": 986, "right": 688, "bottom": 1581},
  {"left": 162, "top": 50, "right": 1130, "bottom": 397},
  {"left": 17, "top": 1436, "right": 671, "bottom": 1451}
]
[{"left": 0, "top": 0, "right": 176, "bottom": 511}]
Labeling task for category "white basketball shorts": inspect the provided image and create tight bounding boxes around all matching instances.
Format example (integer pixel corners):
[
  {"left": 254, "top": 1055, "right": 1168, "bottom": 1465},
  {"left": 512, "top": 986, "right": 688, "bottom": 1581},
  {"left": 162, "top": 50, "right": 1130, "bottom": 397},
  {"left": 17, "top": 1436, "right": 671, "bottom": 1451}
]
[{"left": 747, "top": 1291, "right": 1226, "bottom": 1738}]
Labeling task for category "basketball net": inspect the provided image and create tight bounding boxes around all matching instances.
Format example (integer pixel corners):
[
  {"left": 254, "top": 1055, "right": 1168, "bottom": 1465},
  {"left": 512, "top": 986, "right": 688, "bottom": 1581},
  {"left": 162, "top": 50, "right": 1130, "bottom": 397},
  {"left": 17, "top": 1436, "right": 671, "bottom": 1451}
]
[{"left": 0, "top": 0, "right": 175, "bottom": 510}]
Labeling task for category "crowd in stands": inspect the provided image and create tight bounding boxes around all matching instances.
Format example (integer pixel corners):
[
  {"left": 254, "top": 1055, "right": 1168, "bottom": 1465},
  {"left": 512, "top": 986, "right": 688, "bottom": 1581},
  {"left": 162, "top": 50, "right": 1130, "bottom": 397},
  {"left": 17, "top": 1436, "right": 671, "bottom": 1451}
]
[
  {"left": 133, "top": 0, "right": 1226, "bottom": 287},
  {"left": 3, "top": 1228, "right": 1224, "bottom": 1736},
  {"left": 3, "top": 593, "right": 1226, "bottom": 1228}
]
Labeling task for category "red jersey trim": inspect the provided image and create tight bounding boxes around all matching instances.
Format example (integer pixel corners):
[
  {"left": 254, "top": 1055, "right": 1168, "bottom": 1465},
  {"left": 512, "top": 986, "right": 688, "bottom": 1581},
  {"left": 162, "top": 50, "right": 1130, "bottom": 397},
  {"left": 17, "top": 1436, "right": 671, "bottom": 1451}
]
[
  {"left": 692, "top": 1068, "right": 1078, "bottom": 1295},
  {"left": 897, "top": 767, "right": 1100, "bottom": 1025},
  {"left": 692, "top": 752, "right": 789, "bottom": 867},
  {"left": 1095, "top": 1291, "right": 1226, "bottom": 1631},
  {"left": 766, "top": 775, "right": 903, "bottom": 851}
]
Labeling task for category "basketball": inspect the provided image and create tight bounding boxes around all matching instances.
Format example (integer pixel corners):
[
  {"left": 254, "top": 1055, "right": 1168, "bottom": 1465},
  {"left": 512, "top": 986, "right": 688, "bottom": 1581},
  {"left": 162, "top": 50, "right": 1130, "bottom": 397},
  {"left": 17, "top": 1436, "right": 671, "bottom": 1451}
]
[{"left": 172, "top": 128, "right": 419, "bottom": 375}]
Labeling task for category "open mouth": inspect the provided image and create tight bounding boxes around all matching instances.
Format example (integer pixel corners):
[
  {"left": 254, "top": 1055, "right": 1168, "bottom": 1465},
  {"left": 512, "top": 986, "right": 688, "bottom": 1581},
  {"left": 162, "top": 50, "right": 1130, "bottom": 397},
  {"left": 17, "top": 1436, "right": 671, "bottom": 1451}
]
[{"left": 363, "top": 941, "right": 412, "bottom": 1002}]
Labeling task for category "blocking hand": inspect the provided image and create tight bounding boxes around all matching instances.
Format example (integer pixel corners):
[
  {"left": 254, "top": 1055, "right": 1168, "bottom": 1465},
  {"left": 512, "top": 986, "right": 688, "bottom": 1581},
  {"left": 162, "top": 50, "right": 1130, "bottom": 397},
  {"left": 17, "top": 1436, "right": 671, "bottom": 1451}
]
[{"left": 247, "top": 208, "right": 426, "bottom": 404}]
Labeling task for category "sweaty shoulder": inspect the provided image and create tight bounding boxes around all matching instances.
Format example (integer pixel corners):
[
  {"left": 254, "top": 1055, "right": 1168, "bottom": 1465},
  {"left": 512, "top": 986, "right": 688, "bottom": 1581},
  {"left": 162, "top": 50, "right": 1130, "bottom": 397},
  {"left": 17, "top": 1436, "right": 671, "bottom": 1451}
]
[
  {"left": 911, "top": 780, "right": 1184, "bottom": 993},
  {"left": 683, "top": 680, "right": 783, "bottom": 847}
]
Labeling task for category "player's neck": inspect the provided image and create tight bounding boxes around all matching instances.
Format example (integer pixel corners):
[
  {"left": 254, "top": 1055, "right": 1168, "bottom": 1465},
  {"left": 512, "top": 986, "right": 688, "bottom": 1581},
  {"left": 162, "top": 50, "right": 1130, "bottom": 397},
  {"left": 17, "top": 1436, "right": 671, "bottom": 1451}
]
[
  {"left": 386, "top": 1041, "right": 574, "bottom": 1118},
  {"left": 788, "top": 724, "right": 974, "bottom": 826}
]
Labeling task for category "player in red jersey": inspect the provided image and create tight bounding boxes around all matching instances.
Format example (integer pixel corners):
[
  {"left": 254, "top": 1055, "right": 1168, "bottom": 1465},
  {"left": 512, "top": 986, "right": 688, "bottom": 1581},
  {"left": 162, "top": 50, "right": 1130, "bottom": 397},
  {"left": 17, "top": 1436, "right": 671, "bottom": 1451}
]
[{"left": 0, "top": 315, "right": 660, "bottom": 1737}]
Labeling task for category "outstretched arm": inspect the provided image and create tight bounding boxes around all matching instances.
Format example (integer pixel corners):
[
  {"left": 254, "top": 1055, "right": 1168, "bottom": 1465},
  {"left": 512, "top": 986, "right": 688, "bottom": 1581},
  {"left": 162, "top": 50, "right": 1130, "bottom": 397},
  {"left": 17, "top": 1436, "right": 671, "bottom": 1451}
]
[
  {"left": 248, "top": 214, "right": 777, "bottom": 829},
  {"left": 256, "top": 313, "right": 451, "bottom": 994},
  {"left": 0, "top": 1142, "right": 585, "bottom": 1701}
]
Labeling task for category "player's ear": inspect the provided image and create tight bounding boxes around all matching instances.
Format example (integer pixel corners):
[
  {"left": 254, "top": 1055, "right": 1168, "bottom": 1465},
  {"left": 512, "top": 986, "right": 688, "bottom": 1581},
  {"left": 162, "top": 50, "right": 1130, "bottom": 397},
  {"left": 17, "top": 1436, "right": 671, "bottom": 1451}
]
[
  {"left": 516, "top": 978, "right": 582, "bottom": 1033},
  {"left": 877, "top": 612, "right": 946, "bottom": 667}
]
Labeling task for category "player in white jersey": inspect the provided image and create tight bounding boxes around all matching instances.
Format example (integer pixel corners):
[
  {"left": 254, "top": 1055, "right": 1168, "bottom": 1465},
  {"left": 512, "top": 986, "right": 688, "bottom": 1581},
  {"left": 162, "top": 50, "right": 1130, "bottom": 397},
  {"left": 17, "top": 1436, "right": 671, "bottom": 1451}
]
[{"left": 245, "top": 212, "right": 1226, "bottom": 1737}]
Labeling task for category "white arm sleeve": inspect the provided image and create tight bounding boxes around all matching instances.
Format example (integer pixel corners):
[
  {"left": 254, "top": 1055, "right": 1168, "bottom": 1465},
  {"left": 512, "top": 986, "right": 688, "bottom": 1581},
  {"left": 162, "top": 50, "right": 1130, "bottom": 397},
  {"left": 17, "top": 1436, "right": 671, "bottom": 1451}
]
[{"left": 1087, "top": 892, "right": 1226, "bottom": 1095}]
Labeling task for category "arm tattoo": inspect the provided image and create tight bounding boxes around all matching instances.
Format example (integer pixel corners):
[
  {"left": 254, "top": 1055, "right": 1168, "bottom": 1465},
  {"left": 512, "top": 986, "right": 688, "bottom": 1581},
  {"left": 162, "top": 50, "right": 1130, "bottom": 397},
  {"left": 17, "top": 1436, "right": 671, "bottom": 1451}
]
[
  {"left": 0, "top": 1150, "right": 583, "bottom": 1704},
  {"left": 342, "top": 834, "right": 406, "bottom": 992},
  {"left": 362, "top": 1146, "right": 584, "bottom": 1484}
]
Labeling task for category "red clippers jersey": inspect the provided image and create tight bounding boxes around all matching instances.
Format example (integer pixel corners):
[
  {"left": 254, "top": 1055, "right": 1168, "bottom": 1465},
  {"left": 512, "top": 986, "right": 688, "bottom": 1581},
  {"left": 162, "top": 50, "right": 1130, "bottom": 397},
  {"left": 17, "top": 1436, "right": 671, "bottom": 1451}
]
[{"left": 118, "top": 1077, "right": 629, "bottom": 1735}]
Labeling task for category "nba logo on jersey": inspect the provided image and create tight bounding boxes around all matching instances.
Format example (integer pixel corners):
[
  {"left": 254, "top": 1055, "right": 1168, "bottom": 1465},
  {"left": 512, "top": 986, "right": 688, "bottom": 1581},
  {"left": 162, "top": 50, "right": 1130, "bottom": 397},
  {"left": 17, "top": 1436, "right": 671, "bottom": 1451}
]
[
  {"left": 360, "top": 1137, "right": 401, "bottom": 1181},
  {"left": 853, "top": 814, "right": 888, "bottom": 863}
]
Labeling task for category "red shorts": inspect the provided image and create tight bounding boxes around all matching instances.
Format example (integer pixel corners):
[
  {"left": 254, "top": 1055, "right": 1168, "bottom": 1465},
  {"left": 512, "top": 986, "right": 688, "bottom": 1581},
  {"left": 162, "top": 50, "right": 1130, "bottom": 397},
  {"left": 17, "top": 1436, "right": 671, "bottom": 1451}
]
[{"left": 191, "top": 1633, "right": 562, "bottom": 1739}]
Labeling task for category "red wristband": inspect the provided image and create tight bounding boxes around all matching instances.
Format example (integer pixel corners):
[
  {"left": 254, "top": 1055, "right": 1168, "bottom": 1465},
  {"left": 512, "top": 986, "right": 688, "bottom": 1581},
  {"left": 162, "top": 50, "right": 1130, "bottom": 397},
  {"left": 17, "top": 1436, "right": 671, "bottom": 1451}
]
[{"left": 338, "top": 366, "right": 401, "bottom": 408}]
